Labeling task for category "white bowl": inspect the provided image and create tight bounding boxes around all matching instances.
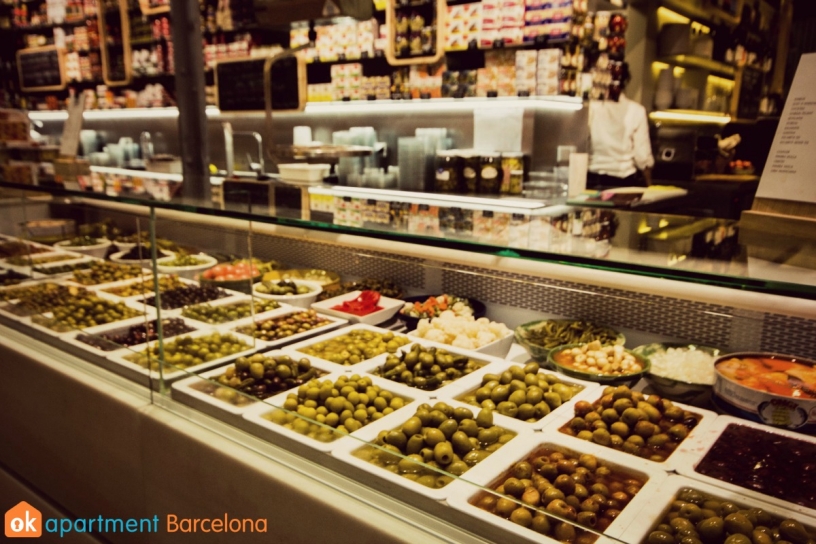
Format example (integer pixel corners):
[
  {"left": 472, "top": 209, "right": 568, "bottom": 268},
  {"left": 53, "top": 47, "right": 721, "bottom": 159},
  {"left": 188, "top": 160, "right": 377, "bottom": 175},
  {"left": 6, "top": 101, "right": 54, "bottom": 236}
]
[
  {"left": 252, "top": 280, "right": 322, "bottom": 308},
  {"left": 113, "top": 241, "right": 137, "bottom": 252},
  {"left": 110, "top": 249, "right": 175, "bottom": 265},
  {"left": 311, "top": 290, "right": 403, "bottom": 325},
  {"left": 156, "top": 254, "right": 217, "bottom": 280},
  {"left": 408, "top": 328, "right": 515, "bottom": 358},
  {"left": 54, "top": 238, "right": 112, "bottom": 259}
]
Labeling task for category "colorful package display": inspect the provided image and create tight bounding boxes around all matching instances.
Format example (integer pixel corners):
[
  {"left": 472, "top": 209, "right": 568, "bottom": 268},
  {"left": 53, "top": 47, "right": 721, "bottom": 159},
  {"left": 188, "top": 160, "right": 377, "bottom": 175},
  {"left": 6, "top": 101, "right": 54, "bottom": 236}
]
[{"left": 445, "top": 2, "right": 481, "bottom": 51}]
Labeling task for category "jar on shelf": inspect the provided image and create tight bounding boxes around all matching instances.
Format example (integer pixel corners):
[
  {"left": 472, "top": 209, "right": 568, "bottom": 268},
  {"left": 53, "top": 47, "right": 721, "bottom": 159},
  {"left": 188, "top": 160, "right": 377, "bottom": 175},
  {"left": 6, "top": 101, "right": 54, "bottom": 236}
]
[
  {"left": 478, "top": 153, "right": 501, "bottom": 194},
  {"left": 434, "top": 151, "right": 461, "bottom": 193},
  {"left": 500, "top": 152, "right": 524, "bottom": 194},
  {"left": 459, "top": 151, "right": 480, "bottom": 193}
]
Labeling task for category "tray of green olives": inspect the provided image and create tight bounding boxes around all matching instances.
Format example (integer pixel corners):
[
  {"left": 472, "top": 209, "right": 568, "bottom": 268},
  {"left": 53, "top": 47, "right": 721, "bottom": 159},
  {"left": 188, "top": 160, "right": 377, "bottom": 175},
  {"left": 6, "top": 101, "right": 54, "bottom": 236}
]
[
  {"left": 96, "top": 274, "right": 199, "bottom": 300},
  {"left": 546, "top": 385, "right": 718, "bottom": 473},
  {"left": 29, "top": 257, "right": 100, "bottom": 279},
  {"left": 60, "top": 316, "right": 204, "bottom": 358},
  {"left": 104, "top": 329, "right": 262, "bottom": 390},
  {"left": 242, "top": 372, "right": 428, "bottom": 453},
  {"left": 23, "top": 297, "right": 153, "bottom": 338},
  {"left": 445, "top": 429, "right": 668, "bottom": 543},
  {"left": 171, "top": 351, "right": 348, "bottom": 427},
  {"left": 331, "top": 398, "right": 530, "bottom": 501},
  {"left": 448, "top": 361, "right": 601, "bottom": 431},
  {"left": 619, "top": 475, "right": 816, "bottom": 544},
  {"left": 286, "top": 323, "right": 412, "bottom": 367}
]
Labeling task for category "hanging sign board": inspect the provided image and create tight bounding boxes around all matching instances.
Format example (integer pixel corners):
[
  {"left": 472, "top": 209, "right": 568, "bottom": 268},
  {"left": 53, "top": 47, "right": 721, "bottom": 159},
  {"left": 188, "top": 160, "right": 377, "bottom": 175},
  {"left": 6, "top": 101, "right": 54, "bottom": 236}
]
[
  {"left": 59, "top": 98, "right": 86, "bottom": 158},
  {"left": 215, "top": 55, "right": 305, "bottom": 113},
  {"left": 17, "top": 46, "right": 66, "bottom": 92}
]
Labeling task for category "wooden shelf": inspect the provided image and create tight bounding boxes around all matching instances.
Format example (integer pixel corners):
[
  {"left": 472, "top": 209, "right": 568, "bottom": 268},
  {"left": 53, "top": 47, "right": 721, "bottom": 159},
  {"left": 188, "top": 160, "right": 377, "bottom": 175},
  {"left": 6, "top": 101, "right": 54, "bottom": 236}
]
[
  {"left": 695, "top": 174, "right": 759, "bottom": 183},
  {"left": 657, "top": 55, "right": 736, "bottom": 78}
]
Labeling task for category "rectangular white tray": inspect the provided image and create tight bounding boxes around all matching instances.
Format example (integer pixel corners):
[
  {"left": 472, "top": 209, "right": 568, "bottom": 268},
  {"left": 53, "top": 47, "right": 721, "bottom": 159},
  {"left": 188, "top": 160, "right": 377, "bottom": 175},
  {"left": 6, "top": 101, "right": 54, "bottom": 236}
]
[
  {"left": 673, "top": 415, "right": 816, "bottom": 519},
  {"left": 310, "top": 290, "right": 404, "bottom": 325},
  {"left": 445, "top": 429, "right": 669, "bottom": 543},
  {"left": 617, "top": 474, "right": 816, "bottom": 544},
  {"left": 29, "top": 256, "right": 100, "bottom": 279},
  {"left": 94, "top": 274, "right": 199, "bottom": 301},
  {"left": 540, "top": 391, "right": 719, "bottom": 473},
  {"left": 19, "top": 297, "right": 157, "bottom": 338},
  {"left": 226, "top": 308, "right": 348, "bottom": 350},
  {"left": 104, "top": 328, "right": 262, "bottom": 390},
  {"left": 62, "top": 263, "right": 154, "bottom": 289},
  {"left": 284, "top": 322, "right": 410, "bottom": 370},
  {"left": 171, "top": 351, "right": 348, "bottom": 429},
  {"left": 331, "top": 397, "right": 532, "bottom": 502},
  {"left": 242, "top": 372, "right": 429, "bottom": 454},
  {"left": 133, "top": 287, "right": 247, "bottom": 317},
  {"left": 179, "top": 295, "right": 293, "bottom": 329}
]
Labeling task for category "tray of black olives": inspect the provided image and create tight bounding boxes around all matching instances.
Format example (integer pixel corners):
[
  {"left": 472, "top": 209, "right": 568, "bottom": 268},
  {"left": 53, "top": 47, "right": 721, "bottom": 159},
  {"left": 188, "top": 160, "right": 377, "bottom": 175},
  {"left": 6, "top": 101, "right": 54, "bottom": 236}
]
[
  {"left": 619, "top": 475, "right": 816, "bottom": 544},
  {"left": 138, "top": 284, "right": 243, "bottom": 313},
  {"left": 171, "top": 351, "right": 346, "bottom": 427},
  {"left": 445, "top": 429, "right": 668, "bottom": 543},
  {"left": 331, "top": 398, "right": 530, "bottom": 501},
  {"left": 242, "top": 372, "right": 428, "bottom": 453},
  {"left": 60, "top": 316, "right": 202, "bottom": 355}
]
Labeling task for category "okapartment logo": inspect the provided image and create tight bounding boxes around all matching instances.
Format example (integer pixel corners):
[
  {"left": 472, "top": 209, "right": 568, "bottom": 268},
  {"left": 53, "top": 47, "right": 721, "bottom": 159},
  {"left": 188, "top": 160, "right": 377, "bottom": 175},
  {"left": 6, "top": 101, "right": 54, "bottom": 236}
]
[{"left": 5, "top": 501, "right": 42, "bottom": 538}]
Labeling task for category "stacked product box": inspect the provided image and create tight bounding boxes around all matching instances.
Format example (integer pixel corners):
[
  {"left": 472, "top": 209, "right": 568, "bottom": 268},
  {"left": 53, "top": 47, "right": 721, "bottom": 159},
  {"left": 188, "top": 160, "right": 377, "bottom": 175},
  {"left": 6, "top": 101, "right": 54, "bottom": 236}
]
[
  {"left": 477, "top": 50, "right": 516, "bottom": 97},
  {"left": 480, "top": 0, "right": 524, "bottom": 48},
  {"left": 311, "top": 20, "right": 377, "bottom": 63},
  {"left": 515, "top": 50, "right": 537, "bottom": 94},
  {"left": 408, "top": 63, "right": 445, "bottom": 99},
  {"left": 330, "top": 63, "right": 363, "bottom": 101},
  {"left": 361, "top": 76, "right": 391, "bottom": 100},
  {"left": 524, "top": 0, "right": 574, "bottom": 43},
  {"left": 441, "top": 70, "right": 477, "bottom": 98},
  {"left": 445, "top": 2, "right": 481, "bottom": 51},
  {"left": 536, "top": 47, "right": 561, "bottom": 95}
]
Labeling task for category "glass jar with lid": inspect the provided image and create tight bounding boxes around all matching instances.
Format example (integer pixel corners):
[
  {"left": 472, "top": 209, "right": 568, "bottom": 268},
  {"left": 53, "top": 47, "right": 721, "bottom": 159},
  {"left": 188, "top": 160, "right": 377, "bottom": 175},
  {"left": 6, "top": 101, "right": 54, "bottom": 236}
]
[
  {"left": 434, "top": 151, "right": 462, "bottom": 193},
  {"left": 478, "top": 153, "right": 502, "bottom": 194}
]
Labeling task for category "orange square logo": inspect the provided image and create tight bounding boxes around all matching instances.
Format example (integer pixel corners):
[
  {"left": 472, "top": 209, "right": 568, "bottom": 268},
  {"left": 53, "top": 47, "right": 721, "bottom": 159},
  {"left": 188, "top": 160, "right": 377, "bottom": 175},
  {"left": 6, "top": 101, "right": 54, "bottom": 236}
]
[{"left": 5, "top": 501, "right": 42, "bottom": 538}]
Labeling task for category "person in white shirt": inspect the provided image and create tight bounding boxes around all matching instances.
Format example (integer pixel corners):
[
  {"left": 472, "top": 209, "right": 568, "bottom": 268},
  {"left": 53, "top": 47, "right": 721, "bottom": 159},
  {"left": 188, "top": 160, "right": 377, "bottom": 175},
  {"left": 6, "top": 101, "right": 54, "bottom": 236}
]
[{"left": 588, "top": 63, "right": 655, "bottom": 188}]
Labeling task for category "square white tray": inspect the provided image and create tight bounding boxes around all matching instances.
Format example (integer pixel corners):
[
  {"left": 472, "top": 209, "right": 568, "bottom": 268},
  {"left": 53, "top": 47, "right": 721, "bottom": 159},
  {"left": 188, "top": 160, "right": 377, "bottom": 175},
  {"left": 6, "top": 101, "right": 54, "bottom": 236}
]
[
  {"left": 407, "top": 330, "right": 516, "bottom": 359},
  {"left": 171, "top": 351, "right": 348, "bottom": 429},
  {"left": 62, "top": 263, "right": 153, "bottom": 289},
  {"left": 242, "top": 372, "right": 429, "bottom": 454},
  {"left": 19, "top": 298, "right": 156, "bottom": 338},
  {"left": 133, "top": 286, "right": 247, "bottom": 317},
  {"left": 226, "top": 308, "right": 348, "bottom": 350},
  {"left": 540, "top": 391, "right": 719, "bottom": 473},
  {"left": 94, "top": 274, "right": 199, "bottom": 301},
  {"left": 284, "top": 323, "right": 411, "bottom": 370},
  {"left": 331, "top": 397, "right": 532, "bottom": 501},
  {"left": 310, "top": 290, "right": 404, "bottom": 325},
  {"left": 30, "top": 256, "right": 100, "bottom": 279},
  {"left": 445, "top": 429, "right": 669, "bottom": 543},
  {"left": 1, "top": 250, "right": 84, "bottom": 273},
  {"left": 617, "top": 474, "right": 816, "bottom": 544},
  {"left": 673, "top": 415, "right": 816, "bottom": 519},
  {"left": 104, "top": 328, "right": 262, "bottom": 390},
  {"left": 180, "top": 295, "right": 293, "bottom": 329}
]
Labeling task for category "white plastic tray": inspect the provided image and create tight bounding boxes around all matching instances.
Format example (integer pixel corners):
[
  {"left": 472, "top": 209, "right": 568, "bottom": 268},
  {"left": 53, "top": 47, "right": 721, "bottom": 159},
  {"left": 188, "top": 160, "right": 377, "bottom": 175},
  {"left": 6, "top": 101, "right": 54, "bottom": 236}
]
[
  {"left": 284, "top": 323, "right": 410, "bottom": 369},
  {"left": 242, "top": 372, "right": 429, "bottom": 454},
  {"left": 94, "top": 274, "right": 199, "bottom": 301},
  {"left": 133, "top": 286, "right": 247, "bottom": 317},
  {"left": 673, "top": 415, "right": 816, "bottom": 519},
  {"left": 0, "top": 250, "right": 85, "bottom": 273},
  {"left": 540, "top": 391, "right": 719, "bottom": 473},
  {"left": 180, "top": 295, "right": 292, "bottom": 329},
  {"left": 618, "top": 474, "right": 816, "bottom": 544},
  {"left": 311, "top": 291, "right": 404, "bottom": 325},
  {"left": 29, "top": 256, "right": 100, "bottom": 279},
  {"left": 445, "top": 429, "right": 669, "bottom": 543},
  {"left": 331, "top": 397, "right": 532, "bottom": 501},
  {"left": 171, "top": 351, "right": 347, "bottom": 428},
  {"left": 104, "top": 328, "right": 262, "bottom": 390},
  {"left": 226, "top": 308, "right": 348, "bottom": 350},
  {"left": 19, "top": 297, "right": 156, "bottom": 338},
  {"left": 62, "top": 264, "right": 154, "bottom": 289}
]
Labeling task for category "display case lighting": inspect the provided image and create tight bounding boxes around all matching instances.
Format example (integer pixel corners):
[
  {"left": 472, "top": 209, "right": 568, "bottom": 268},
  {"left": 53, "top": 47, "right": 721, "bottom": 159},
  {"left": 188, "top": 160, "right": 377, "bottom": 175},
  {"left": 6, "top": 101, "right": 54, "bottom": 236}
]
[
  {"left": 29, "top": 106, "right": 222, "bottom": 122},
  {"left": 649, "top": 111, "right": 731, "bottom": 124},
  {"left": 300, "top": 97, "right": 584, "bottom": 114}
]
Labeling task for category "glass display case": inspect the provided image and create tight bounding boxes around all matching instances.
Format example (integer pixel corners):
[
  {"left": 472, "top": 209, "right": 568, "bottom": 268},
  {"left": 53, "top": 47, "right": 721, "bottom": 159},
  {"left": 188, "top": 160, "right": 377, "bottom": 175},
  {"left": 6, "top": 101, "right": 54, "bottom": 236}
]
[{"left": 1, "top": 180, "right": 815, "bottom": 544}]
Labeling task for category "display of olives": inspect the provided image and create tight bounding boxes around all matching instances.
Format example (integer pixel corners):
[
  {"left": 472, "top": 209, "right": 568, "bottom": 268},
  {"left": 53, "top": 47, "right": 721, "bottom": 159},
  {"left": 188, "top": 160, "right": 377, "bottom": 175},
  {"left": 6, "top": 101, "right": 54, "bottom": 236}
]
[
  {"left": 159, "top": 254, "right": 210, "bottom": 267},
  {"left": 457, "top": 362, "right": 584, "bottom": 422},
  {"left": 4, "top": 284, "right": 92, "bottom": 315},
  {"left": 559, "top": 385, "right": 702, "bottom": 462},
  {"left": 317, "top": 278, "right": 404, "bottom": 301},
  {"left": 116, "top": 234, "right": 179, "bottom": 252},
  {"left": 0, "top": 242, "right": 49, "bottom": 258},
  {"left": 72, "top": 261, "right": 146, "bottom": 285},
  {"left": 0, "top": 282, "right": 67, "bottom": 302},
  {"left": 235, "top": 310, "right": 333, "bottom": 342},
  {"left": 181, "top": 298, "right": 280, "bottom": 325},
  {"left": 101, "top": 275, "right": 187, "bottom": 298},
  {"left": 255, "top": 280, "right": 312, "bottom": 296},
  {"left": 371, "top": 343, "right": 484, "bottom": 391},
  {"left": 261, "top": 374, "right": 409, "bottom": 443},
  {"left": 471, "top": 447, "right": 645, "bottom": 541},
  {"left": 34, "top": 261, "right": 93, "bottom": 275},
  {"left": 296, "top": 329, "right": 411, "bottom": 366},
  {"left": 645, "top": 488, "right": 816, "bottom": 544},
  {"left": 62, "top": 236, "right": 103, "bottom": 247},
  {"left": 32, "top": 297, "right": 143, "bottom": 332},
  {"left": 142, "top": 285, "right": 229, "bottom": 310},
  {"left": 76, "top": 317, "right": 196, "bottom": 351},
  {"left": 6, "top": 253, "right": 76, "bottom": 266},
  {"left": 123, "top": 332, "right": 254, "bottom": 371},
  {"left": 194, "top": 353, "right": 326, "bottom": 406},
  {"left": 353, "top": 403, "right": 516, "bottom": 489},
  {"left": 118, "top": 244, "right": 173, "bottom": 261},
  {"left": 0, "top": 269, "right": 30, "bottom": 286}
]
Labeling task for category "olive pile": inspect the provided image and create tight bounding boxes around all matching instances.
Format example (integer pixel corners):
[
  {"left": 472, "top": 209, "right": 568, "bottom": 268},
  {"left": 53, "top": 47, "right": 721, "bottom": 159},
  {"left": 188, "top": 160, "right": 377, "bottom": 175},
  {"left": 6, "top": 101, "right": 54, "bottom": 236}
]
[
  {"left": 353, "top": 403, "right": 516, "bottom": 489},
  {"left": 372, "top": 343, "right": 484, "bottom": 391},
  {"left": 458, "top": 363, "right": 583, "bottom": 422},
  {"left": 102, "top": 275, "right": 187, "bottom": 298},
  {"left": 6, "top": 284, "right": 92, "bottom": 315},
  {"left": 0, "top": 270, "right": 30, "bottom": 286},
  {"left": 317, "top": 278, "right": 404, "bottom": 301},
  {"left": 160, "top": 254, "right": 209, "bottom": 267},
  {"left": 32, "top": 297, "right": 143, "bottom": 332},
  {"left": 7, "top": 254, "right": 75, "bottom": 266},
  {"left": 255, "top": 280, "right": 312, "bottom": 296},
  {"left": 143, "top": 285, "right": 228, "bottom": 310},
  {"left": 34, "top": 261, "right": 93, "bottom": 275},
  {"left": 296, "top": 329, "right": 410, "bottom": 365},
  {"left": 181, "top": 298, "right": 280, "bottom": 325},
  {"left": 472, "top": 448, "right": 644, "bottom": 541},
  {"left": 72, "top": 261, "right": 146, "bottom": 285},
  {"left": 76, "top": 317, "right": 195, "bottom": 351},
  {"left": 116, "top": 234, "right": 179, "bottom": 252},
  {"left": 118, "top": 245, "right": 172, "bottom": 261},
  {"left": 0, "top": 242, "right": 49, "bottom": 258},
  {"left": 198, "top": 353, "right": 325, "bottom": 406},
  {"left": 646, "top": 488, "right": 816, "bottom": 544},
  {"left": 560, "top": 385, "right": 701, "bottom": 462},
  {"left": 124, "top": 332, "right": 253, "bottom": 371},
  {"left": 62, "top": 236, "right": 101, "bottom": 247},
  {"left": 235, "top": 310, "right": 332, "bottom": 342},
  {"left": 262, "top": 374, "right": 408, "bottom": 443}
]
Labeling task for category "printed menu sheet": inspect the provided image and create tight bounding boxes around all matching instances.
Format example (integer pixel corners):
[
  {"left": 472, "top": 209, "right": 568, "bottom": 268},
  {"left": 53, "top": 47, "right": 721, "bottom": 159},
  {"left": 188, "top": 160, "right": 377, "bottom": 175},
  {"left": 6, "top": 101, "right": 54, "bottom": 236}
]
[{"left": 757, "top": 53, "right": 816, "bottom": 204}]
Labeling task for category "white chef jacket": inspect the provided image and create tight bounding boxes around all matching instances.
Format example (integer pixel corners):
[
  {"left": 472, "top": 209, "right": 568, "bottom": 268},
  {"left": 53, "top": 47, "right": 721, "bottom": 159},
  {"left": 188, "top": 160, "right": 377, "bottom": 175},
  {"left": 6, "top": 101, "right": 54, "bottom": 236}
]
[{"left": 588, "top": 93, "right": 655, "bottom": 179}]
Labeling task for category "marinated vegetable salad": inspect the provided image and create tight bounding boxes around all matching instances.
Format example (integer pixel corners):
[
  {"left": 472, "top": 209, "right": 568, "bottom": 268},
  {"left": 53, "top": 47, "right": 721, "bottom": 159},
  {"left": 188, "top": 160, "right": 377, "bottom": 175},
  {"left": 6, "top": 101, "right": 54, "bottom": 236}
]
[
  {"left": 412, "top": 312, "right": 510, "bottom": 350},
  {"left": 401, "top": 294, "right": 474, "bottom": 320},
  {"left": 330, "top": 290, "right": 382, "bottom": 316}
]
